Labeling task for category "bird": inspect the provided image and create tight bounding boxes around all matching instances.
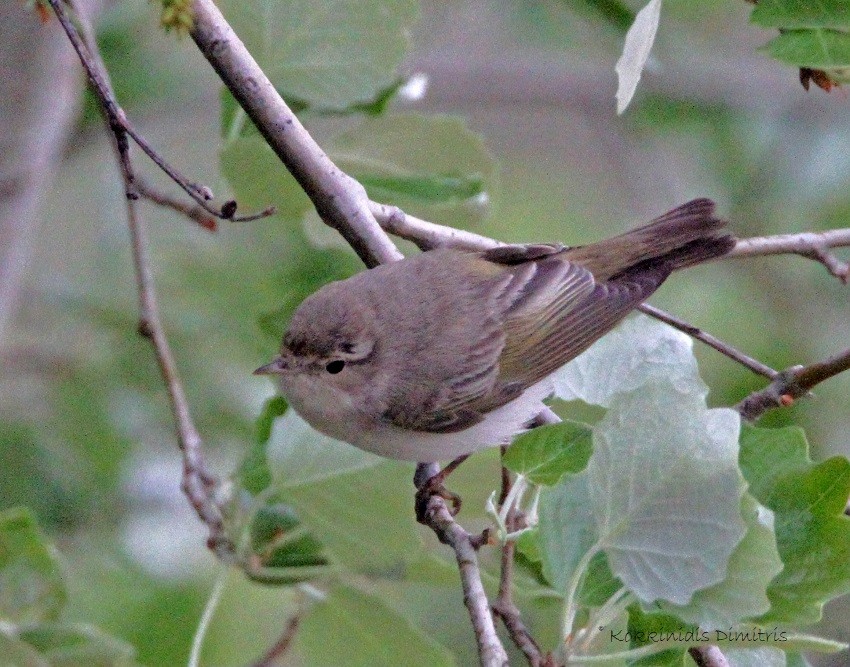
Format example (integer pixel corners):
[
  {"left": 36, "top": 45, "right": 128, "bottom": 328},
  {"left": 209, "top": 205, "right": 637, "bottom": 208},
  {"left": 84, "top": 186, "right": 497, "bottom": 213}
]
[{"left": 255, "top": 198, "right": 734, "bottom": 463}]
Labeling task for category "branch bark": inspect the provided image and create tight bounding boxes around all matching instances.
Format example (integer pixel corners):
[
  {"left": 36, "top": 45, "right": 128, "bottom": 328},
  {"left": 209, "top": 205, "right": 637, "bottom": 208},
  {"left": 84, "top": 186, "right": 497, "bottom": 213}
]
[
  {"left": 189, "top": 0, "right": 402, "bottom": 268},
  {"left": 415, "top": 463, "right": 509, "bottom": 667},
  {"left": 737, "top": 348, "right": 850, "bottom": 421}
]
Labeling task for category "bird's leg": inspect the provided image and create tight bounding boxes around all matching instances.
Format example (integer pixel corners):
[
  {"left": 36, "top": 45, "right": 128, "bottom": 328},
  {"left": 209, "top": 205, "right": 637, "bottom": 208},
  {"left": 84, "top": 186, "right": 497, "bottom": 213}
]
[{"left": 414, "top": 455, "right": 470, "bottom": 521}]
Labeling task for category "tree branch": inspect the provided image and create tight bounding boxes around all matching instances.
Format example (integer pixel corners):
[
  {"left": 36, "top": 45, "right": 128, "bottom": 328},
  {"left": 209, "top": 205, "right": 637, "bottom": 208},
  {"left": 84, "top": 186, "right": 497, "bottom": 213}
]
[
  {"left": 415, "top": 463, "right": 509, "bottom": 667},
  {"left": 730, "top": 230, "right": 850, "bottom": 283},
  {"left": 48, "top": 0, "right": 269, "bottom": 223},
  {"left": 48, "top": 0, "right": 231, "bottom": 556},
  {"left": 252, "top": 612, "right": 301, "bottom": 667},
  {"left": 688, "top": 646, "right": 730, "bottom": 667},
  {"left": 492, "top": 463, "right": 550, "bottom": 667},
  {"left": 636, "top": 304, "right": 778, "bottom": 380},
  {"left": 189, "top": 0, "right": 402, "bottom": 268},
  {"left": 737, "top": 348, "right": 850, "bottom": 422}
]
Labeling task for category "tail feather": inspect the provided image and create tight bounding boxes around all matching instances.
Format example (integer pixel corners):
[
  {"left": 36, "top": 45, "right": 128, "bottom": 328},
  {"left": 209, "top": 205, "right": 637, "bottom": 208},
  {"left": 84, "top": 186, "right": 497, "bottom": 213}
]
[{"left": 564, "top": 198, "right": 735, "bottom": 279}]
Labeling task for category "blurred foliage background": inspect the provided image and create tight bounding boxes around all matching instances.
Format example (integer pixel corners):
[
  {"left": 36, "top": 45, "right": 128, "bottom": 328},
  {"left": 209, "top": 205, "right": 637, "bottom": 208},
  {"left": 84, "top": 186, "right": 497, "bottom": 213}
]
[{"left": 1, "top": 0, "right": 849, "bottom": 664}]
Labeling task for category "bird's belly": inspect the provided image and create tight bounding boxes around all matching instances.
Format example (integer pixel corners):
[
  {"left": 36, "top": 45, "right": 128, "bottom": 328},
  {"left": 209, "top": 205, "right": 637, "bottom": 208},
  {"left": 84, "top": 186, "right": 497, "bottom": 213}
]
[
  {"left": 349, "top": 378, "right": 555, "bottom": 462},
  {"left": 279, "top": 374, "right": 554, "bottom": 462}
]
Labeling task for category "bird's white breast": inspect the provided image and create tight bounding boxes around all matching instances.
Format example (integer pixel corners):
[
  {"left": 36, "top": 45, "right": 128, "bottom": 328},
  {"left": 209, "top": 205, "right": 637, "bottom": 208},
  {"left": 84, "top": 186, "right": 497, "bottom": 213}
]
[{"left": 281, "top": 374, "right": 555, "bottom": 462}]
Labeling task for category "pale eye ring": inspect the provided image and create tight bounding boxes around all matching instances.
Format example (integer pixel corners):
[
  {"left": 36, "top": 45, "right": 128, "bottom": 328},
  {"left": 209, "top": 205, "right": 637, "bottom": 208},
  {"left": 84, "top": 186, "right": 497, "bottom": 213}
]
[{"left": 325, "top": 360, "right": 345, "bottom": 374}]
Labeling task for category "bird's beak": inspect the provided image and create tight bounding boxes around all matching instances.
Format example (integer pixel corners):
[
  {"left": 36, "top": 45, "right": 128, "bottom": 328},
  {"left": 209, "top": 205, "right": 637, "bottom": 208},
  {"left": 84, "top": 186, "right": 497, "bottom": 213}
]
[{"left": 254, "top": 356, "right": 288, "bottom": 376}]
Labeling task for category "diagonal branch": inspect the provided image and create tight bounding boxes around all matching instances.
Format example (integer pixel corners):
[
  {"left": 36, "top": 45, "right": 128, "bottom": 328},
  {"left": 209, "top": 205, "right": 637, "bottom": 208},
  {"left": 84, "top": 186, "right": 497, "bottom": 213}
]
[{"left": 189, "top": 0, "right": 402, "bottom": 268}]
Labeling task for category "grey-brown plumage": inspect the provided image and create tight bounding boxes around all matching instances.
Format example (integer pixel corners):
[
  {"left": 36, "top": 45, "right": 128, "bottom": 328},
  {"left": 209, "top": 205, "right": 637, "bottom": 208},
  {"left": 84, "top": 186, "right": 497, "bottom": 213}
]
[{"left": 258, "top": 198, "right": 734, "bottom": 461}]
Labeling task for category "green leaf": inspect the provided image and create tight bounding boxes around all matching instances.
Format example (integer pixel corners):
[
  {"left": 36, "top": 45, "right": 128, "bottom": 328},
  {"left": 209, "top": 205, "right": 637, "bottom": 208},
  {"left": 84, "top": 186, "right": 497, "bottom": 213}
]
[
  {"left": 739, "top": 426, "right": 850, "bottom": 625},
  {"left": 762, "top": 29, "right": 850, "bottom": 68},
  {"left": 751, "top": 0, "right": 850, "bottom": 29},
  {"left": 785, "top": 652, "right": 813, "bottom": 667},
  {"left": 503, "top": 420, "right": 593, "bottom": 485},
  {"left": 625, "top": 605, "right": 693, "bottom": 667},
  {"left": 657, "top": 494, "right": 783, "bottom": 629},
  {"left": 266, "top": 412, "right": 421, "bottom": 572},
  {"left": 577, "top": 552, "right": 622, "bottom": 607},
  {"left": 256, "top": 397, "right": 289, "bottom": 447},
  {"left": 0, "top": 507, "right": 66, "bottom": 624},
  {"left": 538, "top": 471, "right": 598, "bottom": 593},
  {"left": 574, "top": 0, "right": 635, "bottom": 32},
  {"left": 329, "top": 114, "right": 495, "bottom": 228},
  {"left": 245, "top": 502, "right": 329, "bottom": 583},
  {"left": 297, "top": 585, "right": 455, "bottom": 666},
  {"left": 19, "top": 623, "right": 137, "bottom": 667},
  {"left": 217, "top": 0, "right": 419, "bottom": 110}
]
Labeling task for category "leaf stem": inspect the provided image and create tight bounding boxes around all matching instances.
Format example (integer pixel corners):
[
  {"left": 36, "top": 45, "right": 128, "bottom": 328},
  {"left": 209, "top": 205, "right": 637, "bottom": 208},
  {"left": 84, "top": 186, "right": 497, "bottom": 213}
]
[
  {"left": 562, "top": 543, "right": 602, "bottom": 645},
  {"left": 189, "top": 565, "right": 229, "bottom": 667}
]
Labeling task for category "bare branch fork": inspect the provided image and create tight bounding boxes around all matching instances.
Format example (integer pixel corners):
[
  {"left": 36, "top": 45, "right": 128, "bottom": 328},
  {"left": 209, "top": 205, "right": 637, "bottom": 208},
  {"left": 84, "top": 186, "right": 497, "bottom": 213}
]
[
  {"left": 48, "top": 0, "right": 273, "bottom": 224},
  {"left": 49, "top": 0, "right": 850, "bottom": 664},
  {"left": 47, "top": 0, "right": 235, "bottom": 556}
]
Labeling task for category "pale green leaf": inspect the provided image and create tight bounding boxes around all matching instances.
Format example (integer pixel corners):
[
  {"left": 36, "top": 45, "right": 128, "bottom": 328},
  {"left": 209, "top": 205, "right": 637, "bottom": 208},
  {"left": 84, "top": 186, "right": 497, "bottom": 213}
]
[
  {"left": 0, "top": 508, "right": 66, "bottom": 625},
  {"left": 658, "top": 494, "right": 783, "bottom": 629},
  {"left": 538, "top": 471, "right": 598, "bottom": 593},
  {"left": 590, "top": 383, "right": 745, "bottom": 605},
  {"left": 217, "top": 0, "right": 419, "bottom": 109},
  {"left": 751, "top": 0, "right": 850, "bottom": 29},
  {"left": 615, "top": 0, "right": 663, "bottom": 114},
  {"left": 553, "top": 315, "right": 702, "bottom": 407},
  {"left": 297, "top": 585, "right": 455, "bottom": 666}
]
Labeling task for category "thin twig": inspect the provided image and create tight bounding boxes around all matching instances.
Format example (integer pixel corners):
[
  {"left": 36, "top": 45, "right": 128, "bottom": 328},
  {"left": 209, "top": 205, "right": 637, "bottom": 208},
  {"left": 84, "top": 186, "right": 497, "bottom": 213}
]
[
  {"left": 49, "top": 0, "right": 230, "bottom": 556},
  {"left": 688, "top": 646, "right": 730, "bottom": 667},
  {"left": 369, "top": 201, "right": 502, "bottom": 252},
  {"left": 47, "top": 0, "right": 271, "bottom": 223},
  {"left": 252, "top": 613, "right": 301, "bottom": 667},
  {"left": 370, "top": 200, "right": 850, "bottom": 278},
  {"left": 415, "top": 463, "right": 509, "bottom": 667},
  {"left": 135, "top": 177, "right": 218, "bottom": 231},
  {"left": 492, "top": 459, "right": 549, "bottom": 667},
  {"left": 636, "top": 304, "right": 778, "bottom": 379},
  {"left": 189, "top": 0, "right": 402, "bottom": 268},
  {"left": 737, "top": 347, "right": 850, "bottom": 421}
]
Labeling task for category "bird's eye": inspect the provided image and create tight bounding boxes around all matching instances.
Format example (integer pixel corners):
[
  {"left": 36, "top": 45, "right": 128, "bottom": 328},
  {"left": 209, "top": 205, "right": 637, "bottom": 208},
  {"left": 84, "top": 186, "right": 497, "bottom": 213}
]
[{"left": 325, "top": 360, "right": 345, "bottom": 374}]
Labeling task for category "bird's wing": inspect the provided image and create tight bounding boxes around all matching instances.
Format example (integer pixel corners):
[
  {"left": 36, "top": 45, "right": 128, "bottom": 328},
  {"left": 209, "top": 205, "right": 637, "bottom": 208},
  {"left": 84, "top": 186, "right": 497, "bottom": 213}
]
[
  {"left": 490, "top": 261, "right": 667, "bottom": 401},
  {"left": 379, "top": 251, "right": 620, "bottom": 433}
]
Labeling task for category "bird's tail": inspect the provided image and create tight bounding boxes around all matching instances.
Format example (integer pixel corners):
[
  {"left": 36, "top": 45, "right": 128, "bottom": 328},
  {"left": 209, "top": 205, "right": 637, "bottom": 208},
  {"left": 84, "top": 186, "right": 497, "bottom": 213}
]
[{"left": 564, "top": 198, "right": 735, "bottom": 280}]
